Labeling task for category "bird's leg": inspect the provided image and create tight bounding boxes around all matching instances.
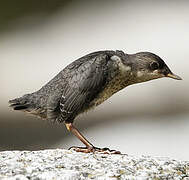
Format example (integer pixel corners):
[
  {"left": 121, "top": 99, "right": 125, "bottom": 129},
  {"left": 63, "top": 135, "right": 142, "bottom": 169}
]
[
  {"left": 65, "top": 122, "right": 121, "bottom": 154},
  {"left": 65, "top": 122, "right": 94, "bottom": 152}
]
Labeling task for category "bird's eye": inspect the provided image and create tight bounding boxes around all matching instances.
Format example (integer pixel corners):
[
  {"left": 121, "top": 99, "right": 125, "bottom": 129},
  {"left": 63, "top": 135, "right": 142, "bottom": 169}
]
[{"left": 150, "top": 62, "right": 159, "bottom": 70}]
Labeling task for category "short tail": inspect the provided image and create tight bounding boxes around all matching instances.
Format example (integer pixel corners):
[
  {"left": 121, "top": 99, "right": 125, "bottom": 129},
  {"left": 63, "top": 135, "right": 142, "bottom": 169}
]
[{"left": 9, "top": 95, "right": 31, "bottom": 111}]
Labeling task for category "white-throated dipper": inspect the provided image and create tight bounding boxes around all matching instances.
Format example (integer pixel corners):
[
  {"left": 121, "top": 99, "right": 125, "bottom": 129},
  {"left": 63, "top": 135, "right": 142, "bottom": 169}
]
[{"left": 9, "top": 50, "right": 182, "bottom": 154}]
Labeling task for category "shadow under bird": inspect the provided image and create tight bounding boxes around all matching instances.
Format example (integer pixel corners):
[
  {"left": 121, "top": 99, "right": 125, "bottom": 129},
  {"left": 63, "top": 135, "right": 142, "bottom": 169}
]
[{"left": 9, "top": 50, "right": 182, "bottom": 154}]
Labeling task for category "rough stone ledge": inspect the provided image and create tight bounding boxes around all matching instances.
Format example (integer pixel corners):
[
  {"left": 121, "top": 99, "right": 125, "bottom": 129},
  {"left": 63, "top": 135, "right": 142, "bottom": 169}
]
[{"left": 0, "top": 149, "right": 189, "bottom": 180}]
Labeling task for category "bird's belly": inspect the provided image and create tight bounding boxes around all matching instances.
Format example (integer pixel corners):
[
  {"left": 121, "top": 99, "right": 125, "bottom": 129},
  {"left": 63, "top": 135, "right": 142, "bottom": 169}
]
[{"left": 90, "top": 75, "right": 128, "bottom": 107}]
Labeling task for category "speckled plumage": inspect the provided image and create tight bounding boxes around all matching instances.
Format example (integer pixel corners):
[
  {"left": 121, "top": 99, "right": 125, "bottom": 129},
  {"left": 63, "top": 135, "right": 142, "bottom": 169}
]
[{"left": 9, "top": 50, "right": 181, "bottom": 124}]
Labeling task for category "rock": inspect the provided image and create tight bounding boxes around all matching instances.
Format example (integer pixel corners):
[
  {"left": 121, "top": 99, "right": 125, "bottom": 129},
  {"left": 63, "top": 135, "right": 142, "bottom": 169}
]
[{"left": 0, "top": 149, "right": 189, "bottom": 179}]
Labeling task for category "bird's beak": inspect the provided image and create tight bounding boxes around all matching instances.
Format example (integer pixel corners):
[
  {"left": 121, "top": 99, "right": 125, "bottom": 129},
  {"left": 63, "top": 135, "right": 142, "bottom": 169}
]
[{"left": 166, "top": 73, "right": 182, "bottom": 80}]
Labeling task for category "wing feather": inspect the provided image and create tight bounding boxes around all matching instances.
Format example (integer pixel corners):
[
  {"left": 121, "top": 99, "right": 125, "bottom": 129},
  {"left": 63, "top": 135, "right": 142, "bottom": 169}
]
[{"left": 59, "top": 53, "right": 111, "bottom": 122}]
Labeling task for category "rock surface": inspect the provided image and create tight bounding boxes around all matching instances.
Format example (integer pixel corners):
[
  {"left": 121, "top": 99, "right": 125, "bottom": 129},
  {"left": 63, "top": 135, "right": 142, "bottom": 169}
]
[{"left": 0, "top": 149, "right": 189, "bottom": 180}]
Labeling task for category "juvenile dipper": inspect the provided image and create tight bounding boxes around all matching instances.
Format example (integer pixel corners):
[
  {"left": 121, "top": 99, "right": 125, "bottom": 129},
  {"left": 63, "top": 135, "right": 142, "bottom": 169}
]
[{"left": 9, "top": 50, "right": 182, "bottom": 154}]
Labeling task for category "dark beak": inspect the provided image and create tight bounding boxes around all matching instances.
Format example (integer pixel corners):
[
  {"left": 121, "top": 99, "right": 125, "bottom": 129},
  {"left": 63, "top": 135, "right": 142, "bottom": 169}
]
[{"left": 166, "top": 73, "right": 182, "bottom": 80}]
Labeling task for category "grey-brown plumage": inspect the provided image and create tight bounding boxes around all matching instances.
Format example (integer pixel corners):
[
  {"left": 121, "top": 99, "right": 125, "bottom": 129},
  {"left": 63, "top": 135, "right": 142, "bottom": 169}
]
[{"left": 9, "top": 50, "right": 182, "bottom": 154}]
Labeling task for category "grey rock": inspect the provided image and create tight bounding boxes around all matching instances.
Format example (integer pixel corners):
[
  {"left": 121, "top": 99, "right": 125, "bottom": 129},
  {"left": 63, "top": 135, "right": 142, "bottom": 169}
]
[{"left": 0, "top": 149, "right": 189, "bottom": 180}]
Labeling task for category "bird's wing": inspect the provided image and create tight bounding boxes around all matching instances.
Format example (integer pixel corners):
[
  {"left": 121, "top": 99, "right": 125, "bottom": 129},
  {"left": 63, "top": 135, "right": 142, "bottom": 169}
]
[{"left": 59, "top": 53, "right": 117, "bottom": 122}]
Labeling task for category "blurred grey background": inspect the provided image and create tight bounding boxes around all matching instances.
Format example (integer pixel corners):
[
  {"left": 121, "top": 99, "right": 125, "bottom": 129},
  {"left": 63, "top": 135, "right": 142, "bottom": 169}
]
[{"left": 1, "top": 0, "right": 189, "bottom": 160}]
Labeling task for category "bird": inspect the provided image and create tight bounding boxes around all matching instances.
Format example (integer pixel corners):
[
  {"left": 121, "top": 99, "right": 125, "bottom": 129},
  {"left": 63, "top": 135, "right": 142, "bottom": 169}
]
[{"left": 9, "top": 50, "right": 182, "bottom": 154}]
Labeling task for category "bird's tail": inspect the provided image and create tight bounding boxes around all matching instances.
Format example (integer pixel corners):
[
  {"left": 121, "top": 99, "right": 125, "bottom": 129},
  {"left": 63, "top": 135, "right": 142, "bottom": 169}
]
[{"left": 9, "top": 94, "right": 32, "bottom": 111}]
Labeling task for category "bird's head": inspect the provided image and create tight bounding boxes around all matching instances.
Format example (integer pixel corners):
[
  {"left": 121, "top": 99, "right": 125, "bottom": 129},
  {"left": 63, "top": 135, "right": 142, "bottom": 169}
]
[{"left": 129, "top": 52, "right": 182, "bottom": 83}]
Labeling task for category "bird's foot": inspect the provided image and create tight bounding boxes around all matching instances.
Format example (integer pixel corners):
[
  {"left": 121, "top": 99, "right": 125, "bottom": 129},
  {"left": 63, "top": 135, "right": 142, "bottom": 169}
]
[{"left": 69, "top": 146, "right": 121, "bottom": 154}]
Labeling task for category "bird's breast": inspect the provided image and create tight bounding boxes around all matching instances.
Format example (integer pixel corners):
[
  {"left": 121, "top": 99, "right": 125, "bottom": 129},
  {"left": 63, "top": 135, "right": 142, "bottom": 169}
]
[{"left": 90, "top": 73, "right": 130, "bottom": 107}]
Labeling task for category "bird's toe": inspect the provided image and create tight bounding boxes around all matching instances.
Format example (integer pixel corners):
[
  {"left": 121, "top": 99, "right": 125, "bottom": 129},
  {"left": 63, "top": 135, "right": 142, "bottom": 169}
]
[{"left": 68, "top": 146, "right": 121, "bottom": 154}]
